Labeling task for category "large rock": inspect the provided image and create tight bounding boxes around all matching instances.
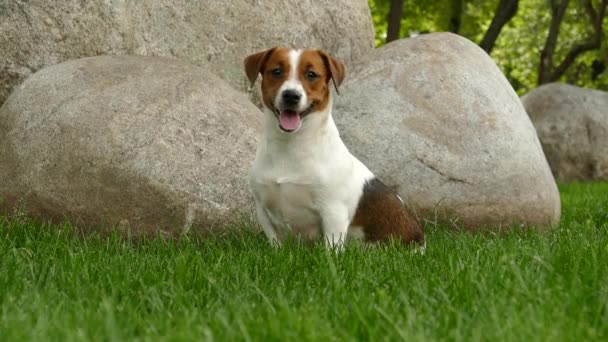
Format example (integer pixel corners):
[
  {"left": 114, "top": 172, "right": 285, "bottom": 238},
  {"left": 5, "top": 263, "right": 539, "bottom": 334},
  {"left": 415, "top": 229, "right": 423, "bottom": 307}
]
[
  {"left": 0, "top": 56, "right": 262, "bottom": 235},
  {"left": 0, "top": 1, "right": 374, "bottom": 107},
  {"left": 334, "top": 33, "right": 561, "bottom": 230},
  {"left": 521, "top": 83, "right": 608, "bottom": 181}
]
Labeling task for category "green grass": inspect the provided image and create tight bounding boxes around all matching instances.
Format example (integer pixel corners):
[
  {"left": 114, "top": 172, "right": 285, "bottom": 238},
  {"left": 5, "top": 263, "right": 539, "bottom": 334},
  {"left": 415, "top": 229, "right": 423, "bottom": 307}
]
[{"left": 1, "top": 183, "right": 607, "bottom": 341}]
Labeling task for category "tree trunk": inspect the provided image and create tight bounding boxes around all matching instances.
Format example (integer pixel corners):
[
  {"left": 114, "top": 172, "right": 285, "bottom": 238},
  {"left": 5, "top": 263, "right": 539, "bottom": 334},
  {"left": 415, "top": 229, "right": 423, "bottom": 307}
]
[
  {"left": 479, "top": 0, "right": 519, "bottom": 54},
  {"left": 549, "top": 0, "right": 607, "bottom": 81},
  {"left": 538, "top": 0, "right": 571, "bottom": 84},
  {"left": 386, "top": 0, "right": 405, "bottom": 43},
  {"left": 537, "top": 0, "right": 607, "bottom": 85},
  {"left": 449, "top": 0, "right": 464, "bottom": 34},
  {"left": 591, "top": 60, "right": 606, "bottom": 81}
]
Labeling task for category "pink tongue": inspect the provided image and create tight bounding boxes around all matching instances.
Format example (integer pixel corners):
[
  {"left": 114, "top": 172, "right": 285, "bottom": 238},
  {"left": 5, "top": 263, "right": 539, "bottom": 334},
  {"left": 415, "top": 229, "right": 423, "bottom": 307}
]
[{"left": 279, "top": 110, "right": 301, "bottom": 131}]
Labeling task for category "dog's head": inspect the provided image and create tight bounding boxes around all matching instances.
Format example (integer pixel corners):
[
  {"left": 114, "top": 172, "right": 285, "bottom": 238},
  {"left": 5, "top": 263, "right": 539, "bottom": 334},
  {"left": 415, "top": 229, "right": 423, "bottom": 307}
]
[{"left": 244, "top": 48, "right": 345, "bottom": 134}]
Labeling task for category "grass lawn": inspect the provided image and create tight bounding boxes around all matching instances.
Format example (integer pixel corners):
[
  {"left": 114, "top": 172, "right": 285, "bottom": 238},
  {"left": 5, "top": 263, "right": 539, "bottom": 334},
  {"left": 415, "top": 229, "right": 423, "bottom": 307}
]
[{"left": 1, "top": 183, "right": 607, "bottom": 341}]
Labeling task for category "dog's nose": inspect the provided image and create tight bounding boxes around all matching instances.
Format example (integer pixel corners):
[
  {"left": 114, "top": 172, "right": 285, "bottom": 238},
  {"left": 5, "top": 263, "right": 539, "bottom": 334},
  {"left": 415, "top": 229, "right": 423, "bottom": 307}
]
[{"left": 281, "top": 90, "right": 302, "bottom": 106}]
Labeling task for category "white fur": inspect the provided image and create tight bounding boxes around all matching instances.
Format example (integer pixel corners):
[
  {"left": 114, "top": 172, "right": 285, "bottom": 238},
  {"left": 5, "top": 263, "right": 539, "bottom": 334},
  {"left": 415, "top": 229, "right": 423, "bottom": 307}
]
[{"left": 250, "top": 49, "right": 374, "bottom": 249}]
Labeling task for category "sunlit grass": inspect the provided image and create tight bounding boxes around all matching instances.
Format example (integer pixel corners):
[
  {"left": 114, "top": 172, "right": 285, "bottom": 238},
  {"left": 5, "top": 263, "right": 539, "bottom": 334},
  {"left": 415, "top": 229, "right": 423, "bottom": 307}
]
[{"left": 1, "top": 183, "right": 607, "bottom": 341}]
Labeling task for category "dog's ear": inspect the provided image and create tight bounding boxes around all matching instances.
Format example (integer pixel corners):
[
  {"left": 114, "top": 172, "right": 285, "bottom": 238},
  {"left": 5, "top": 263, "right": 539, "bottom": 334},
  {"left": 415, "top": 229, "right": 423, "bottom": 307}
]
[
  {"left": 319, "top": 51, "right": 346, "bottom": 95},
  {"left": 244, "top": 48, "right": 276, "bottom": 89}
]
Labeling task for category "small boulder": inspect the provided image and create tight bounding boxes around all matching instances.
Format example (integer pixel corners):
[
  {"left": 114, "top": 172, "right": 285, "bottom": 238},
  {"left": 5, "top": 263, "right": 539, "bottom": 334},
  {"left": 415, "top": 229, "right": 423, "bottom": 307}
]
[
  {"left": 0, "top": 56, "right": 262, "bottom": 235},
  {"left": 334, "top": 33, "right": 561, "bottom": 231},
  {"left": 521, "top": 83, "right": 608, "bottom": 181}
]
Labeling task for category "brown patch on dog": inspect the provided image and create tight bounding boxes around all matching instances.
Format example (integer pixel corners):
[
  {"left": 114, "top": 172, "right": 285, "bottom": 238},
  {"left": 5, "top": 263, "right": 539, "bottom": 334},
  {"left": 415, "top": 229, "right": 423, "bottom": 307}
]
[
  {"left": 260, "top": 48, "right": 294, "bottom": 111},
  {"left": 297, "top": 50, "right": 330, "bottom": 113},
  {"left": 351, "top": 178, "right": 425, "bottom": 245},
  {"left": 244, "top": 48, "right": 346, "bottom": 114},
  {"left": 245, "top": 47, "right": 290, "bottom": 111},
  {"left": 244, "top": 47, "right": 276, "bottom": 87},
  {"left": 318, "top": 51, "right": 345, "bottom": 95},
  {"left": 298, "top": 50, "right": 340, "bottom": 114}
]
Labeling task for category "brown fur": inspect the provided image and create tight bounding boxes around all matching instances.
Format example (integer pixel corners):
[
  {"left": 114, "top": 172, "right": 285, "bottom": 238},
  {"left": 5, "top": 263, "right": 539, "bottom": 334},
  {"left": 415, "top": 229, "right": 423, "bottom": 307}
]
[
  {"left": 243, "top": 48, "right": 345, "bottom": 114},
  {"left": 317, "top": 50, "right": 345, "bottom": 94},
  {"left": 297, "top": 50, "right": 331, "bottom": 114},
  {"left": 351, "top": 179, "right": 424, "bottom": 245}
]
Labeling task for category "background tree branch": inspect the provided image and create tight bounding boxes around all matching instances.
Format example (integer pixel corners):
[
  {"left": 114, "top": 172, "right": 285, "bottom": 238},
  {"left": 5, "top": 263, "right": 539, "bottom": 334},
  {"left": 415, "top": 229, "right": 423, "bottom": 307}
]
[
  {"left": 539, "top": 0, "right": 607, "bottom": 84},
  {"left": 386, "top": 0, "right": 405, "bottom": 43},
  {"left": 538, "top": 0, "right": 570, "bottom": 84},
  {"left": 550, "top": 0, "right": 607, "bottom": 81},
  {"left": 449, "top": 0, "right": 464, "bottom": 34},
  {"left": 479, "top": 0, "right": 519, "bottom": 54}
]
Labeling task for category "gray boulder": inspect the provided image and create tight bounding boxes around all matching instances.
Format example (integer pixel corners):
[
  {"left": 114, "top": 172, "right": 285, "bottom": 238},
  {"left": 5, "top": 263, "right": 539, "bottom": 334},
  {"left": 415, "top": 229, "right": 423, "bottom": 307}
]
[
  {"left": 0, "top": 1, "right": 374, "bottom": 107},
  {"left": 0, "top": 56, "right": 262, "bottom": 235},
  {"left": 334, "top": 33, "right": 561, "bottom": 230},
  {"left": 521, "top": 83, "right": 608, "bottom": 181}
]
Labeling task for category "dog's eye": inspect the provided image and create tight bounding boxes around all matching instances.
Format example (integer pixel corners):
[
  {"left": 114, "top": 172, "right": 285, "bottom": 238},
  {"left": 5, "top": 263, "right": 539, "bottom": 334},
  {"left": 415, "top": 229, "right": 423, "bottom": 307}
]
[
  {"left": 306, "top": 71, "right": 318, "bottom": 80},
  {"left": 271, "top": 68, "right": 282, "bottom": 77}
]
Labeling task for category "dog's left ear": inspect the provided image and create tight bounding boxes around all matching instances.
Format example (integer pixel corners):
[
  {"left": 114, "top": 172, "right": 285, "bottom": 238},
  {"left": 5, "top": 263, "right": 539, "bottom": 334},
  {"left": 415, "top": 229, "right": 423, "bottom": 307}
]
[
  {"left": 244, "top": 48, "right": 276, "bottom": 89},
  {"left": 319, "top": 51, "right": 346, "bottom": 95}
]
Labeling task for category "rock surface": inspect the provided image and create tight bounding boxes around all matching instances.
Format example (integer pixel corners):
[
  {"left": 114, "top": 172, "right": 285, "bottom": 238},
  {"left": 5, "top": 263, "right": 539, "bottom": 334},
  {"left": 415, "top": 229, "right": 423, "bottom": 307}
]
[
  {"left": 334, "top": 33, "right": 561, "bottom": 230},
  {"left": 521, "top": 83, "right": 608, "bottom": 181},
  {"left": 0, "top": 1, "right": 374, "bottom": 107},
  {"left": 0, "top": 56, "right": 262, "bottom": 235}
]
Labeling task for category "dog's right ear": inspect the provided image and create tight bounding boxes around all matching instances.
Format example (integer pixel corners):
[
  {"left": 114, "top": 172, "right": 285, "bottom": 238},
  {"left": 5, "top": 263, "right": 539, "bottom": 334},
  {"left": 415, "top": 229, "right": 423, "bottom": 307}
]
[{"left": 244, "top": 48, "right": 276, "bottom": 89}]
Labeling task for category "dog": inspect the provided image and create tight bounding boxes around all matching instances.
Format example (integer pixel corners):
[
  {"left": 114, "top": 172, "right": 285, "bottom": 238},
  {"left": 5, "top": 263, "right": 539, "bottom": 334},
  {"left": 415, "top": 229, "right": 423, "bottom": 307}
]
[{"left": 245, "top": 47, "right": 425, "bottom": 250}]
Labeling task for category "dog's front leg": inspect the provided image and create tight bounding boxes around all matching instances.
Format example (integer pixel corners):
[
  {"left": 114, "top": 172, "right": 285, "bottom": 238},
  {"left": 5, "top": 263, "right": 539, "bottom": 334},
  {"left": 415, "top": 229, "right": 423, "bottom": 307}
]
[
  {"left": 321, "top": 205, "right": 349, "bottom": 251},
  {"left": 254, "top": 200, "right": 281, "bottom": 247}
]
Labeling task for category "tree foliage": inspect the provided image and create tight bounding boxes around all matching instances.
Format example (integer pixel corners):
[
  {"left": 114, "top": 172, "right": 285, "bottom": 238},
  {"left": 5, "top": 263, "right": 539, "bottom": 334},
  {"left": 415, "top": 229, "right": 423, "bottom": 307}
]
[{"left": 369, "top": 0, "right": 608, "bottom": 94}]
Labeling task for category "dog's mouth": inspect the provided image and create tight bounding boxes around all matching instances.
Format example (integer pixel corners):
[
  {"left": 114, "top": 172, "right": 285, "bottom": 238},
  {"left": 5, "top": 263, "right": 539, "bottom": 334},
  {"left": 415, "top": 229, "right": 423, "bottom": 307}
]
[{"left": 273, "top": 105, "right": 314, "bottom": 133}]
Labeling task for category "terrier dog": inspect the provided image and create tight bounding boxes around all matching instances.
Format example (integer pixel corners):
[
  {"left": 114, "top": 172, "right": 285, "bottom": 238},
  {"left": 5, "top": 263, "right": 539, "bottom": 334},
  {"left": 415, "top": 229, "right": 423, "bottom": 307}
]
[{"left": 245, "top": 48, "right": 424, "bottom": 250}]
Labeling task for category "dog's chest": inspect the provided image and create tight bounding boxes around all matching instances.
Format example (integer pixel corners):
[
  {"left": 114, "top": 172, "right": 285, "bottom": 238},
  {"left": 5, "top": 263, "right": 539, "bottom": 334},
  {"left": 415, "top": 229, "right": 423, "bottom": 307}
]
[
  {"left": 253, "top": 176, "right": 322, "bottom": 237},
  {"left": 250, "top": 130, "right": 361, "bottom": 239},
  {"left": 250, "top": 141, "right": 331, "bottom": 235},
  {"left": 253, "top": 169, "right": 320, "bottom": 220}
]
